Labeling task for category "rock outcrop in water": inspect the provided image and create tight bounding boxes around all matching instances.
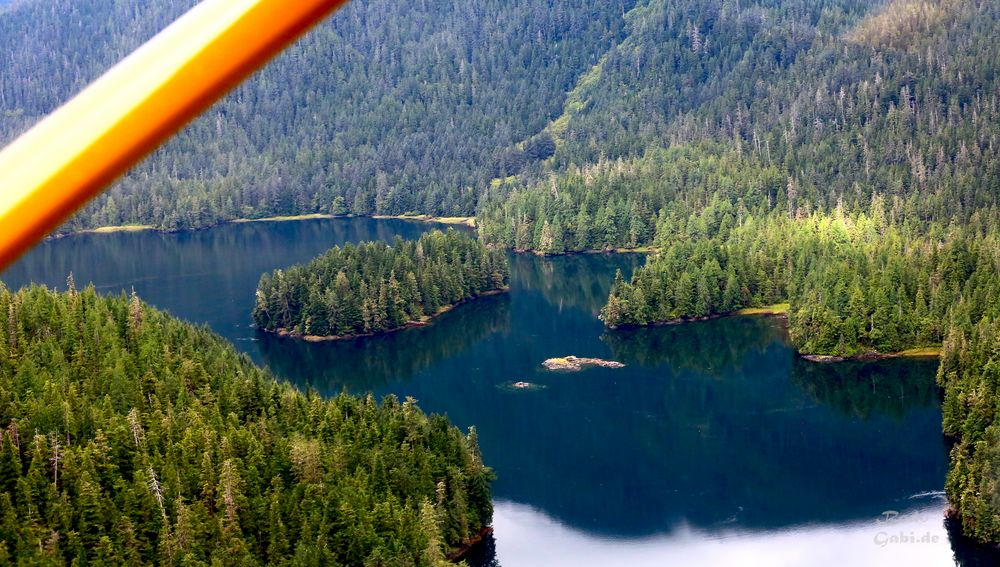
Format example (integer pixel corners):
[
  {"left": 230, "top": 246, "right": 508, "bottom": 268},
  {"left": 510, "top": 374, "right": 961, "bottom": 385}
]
[
  {"left": 497, "top": 381, "right": 546, "bottom": 392},
  {"left": 542, "top": 356, "right": 625, "bottom": 371}
]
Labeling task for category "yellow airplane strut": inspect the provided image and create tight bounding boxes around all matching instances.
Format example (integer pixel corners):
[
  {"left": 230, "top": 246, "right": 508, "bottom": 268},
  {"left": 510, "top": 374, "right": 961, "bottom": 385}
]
[{"left": 0, "top": 0, "right": 350, "bottom": 270}]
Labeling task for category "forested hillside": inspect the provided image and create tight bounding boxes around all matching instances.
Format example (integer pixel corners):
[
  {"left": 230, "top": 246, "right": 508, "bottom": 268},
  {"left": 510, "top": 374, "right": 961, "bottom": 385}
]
[
  {"left": 0, "top": 283, "right": 493, "bottom": 564},
  {"left": 5, "top": 0, "right": 999, "bottom": 236},
  {"left": 10, "top": 0, "right": 998, "bottom": 236},
  {"left": 547, "top": 0, "right": 1000, "bottom": 217},
  {"left": 0, "top": 0, "right": 633, "bottom": 231},
  {"left": 556, "top": 0, "right": 1000, "bottom": 545},
  {"left": 478, "top": 145, "right": 785, "bottom": 253},
  {"left": 480, "top": 0, "right": 1000, "bottom": 251}
]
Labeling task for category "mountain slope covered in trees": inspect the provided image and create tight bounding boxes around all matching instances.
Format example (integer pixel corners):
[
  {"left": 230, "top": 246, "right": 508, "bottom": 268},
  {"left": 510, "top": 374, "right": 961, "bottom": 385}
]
[
  {"left": 4, "top": 0, "right": 998, "bottom": 237},
  {"left": 0, "top": 0, "right": 634, "bottom": 231},
  {"left": 480, "top": 0, "right": 1000, "bottom": 251},
  {"left": 0, "top": 283, "right": 493, "bottom": 565},
  {"left": 548, "top": 0, "right": 1000, "bottom": 215}
]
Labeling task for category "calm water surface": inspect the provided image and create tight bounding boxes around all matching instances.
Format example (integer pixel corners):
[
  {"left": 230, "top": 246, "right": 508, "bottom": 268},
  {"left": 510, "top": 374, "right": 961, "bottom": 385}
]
[{"left": 1, "top": 218, "right": 982, "bottom": 566}]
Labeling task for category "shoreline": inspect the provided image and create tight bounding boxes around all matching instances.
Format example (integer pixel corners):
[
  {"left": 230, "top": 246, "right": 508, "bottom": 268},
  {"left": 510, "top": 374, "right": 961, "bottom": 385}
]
[
  {"left": 446, "top": 526, "right": 494, "bottom": 562},
  {"left": 50, "top": 217, "right": 664, "bottom": 259},
  {"left": 371, "top": 214, "right": 476, "bottom": 227},
  {"left": 260, "top": 287, "right": 508, "bottom": 342},
  {"left": 230, "top": 213, "right": 342, "bottom": 224},
  {"left": 40, "top": 219, "right": 946, "bottom": 364},
  {"left": 514, "top": 245, "right": 656, "bottom": 256},
  {"left": 608, "top": 304, "right": 942, "bottom": 362},
  {"left": 47, "top": 213, "right": 476, "bottom": 240},
  {"left": 52, "top": 224, "right": 157, "bottom": 237},
  {"left": 734, "top": 303, "right": 790, "bottom": 317},
  {"left": 800, "top": 346, "right": 942, "bottom": 363},
  {"left": 605, "top": 303, "right": 790, "bottom": 331}
]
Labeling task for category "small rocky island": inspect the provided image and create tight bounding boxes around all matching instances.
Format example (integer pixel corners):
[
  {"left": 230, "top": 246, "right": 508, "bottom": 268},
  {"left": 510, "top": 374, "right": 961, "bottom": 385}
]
[
  {"left": 542, "top": 356, "right": 625, "bottom": 371},
  {"left": 253, "top": 229, "right": 509, "bottom": 340}
]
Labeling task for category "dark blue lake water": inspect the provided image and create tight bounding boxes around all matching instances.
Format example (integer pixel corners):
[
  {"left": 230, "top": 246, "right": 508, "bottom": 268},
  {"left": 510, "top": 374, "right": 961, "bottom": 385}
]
[{"left": 2, "top": 217, "right": 972, "bottom": 566}]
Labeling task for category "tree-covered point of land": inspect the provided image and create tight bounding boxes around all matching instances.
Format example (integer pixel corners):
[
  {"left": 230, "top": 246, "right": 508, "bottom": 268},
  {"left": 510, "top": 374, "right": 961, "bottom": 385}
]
[
  {"left": 601, "top": 206, "right": 1000, "bottom": 359},
  {"left": 600, "top": 200, "right": 1000, "bottom": 542},
  {"left": 939, "top": 318, "right": 1000, "bottom": 544},
  {"left": 0, "top": 282, "right": 493, "bottom": 565},
  {"left": 253, "top": 229, "right": 509, "bottom": 339}
]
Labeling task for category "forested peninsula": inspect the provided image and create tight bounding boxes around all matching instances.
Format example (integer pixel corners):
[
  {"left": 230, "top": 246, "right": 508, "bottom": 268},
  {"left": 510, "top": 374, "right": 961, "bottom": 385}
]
[
  {"left": 939, "top": 319, "right": 1000, "bottom": 544},
  {"left": 0, "top": 283, "right": 493, "bottom": 565},
  {"left": 599, "top": 205, "right": 1000, "bottom": 360},
  {"left": 253, "top": 230, "right": 509, "bottom": 340}
]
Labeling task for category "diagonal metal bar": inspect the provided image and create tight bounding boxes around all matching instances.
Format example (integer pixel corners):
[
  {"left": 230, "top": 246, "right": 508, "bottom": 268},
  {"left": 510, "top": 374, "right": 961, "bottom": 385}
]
[{"left": 0, "top": 0, "right": 351, "bottom": 270}]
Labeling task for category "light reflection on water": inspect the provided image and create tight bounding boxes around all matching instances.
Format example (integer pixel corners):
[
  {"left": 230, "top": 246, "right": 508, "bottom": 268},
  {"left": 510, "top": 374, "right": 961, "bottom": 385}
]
[{"left": 491, "top": 497, "right": 955, "bottom": 567}]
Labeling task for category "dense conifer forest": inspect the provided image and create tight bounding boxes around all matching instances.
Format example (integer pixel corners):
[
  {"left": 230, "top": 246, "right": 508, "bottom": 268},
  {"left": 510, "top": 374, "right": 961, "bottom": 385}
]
[
  {"left": 479, "top": 0, "right": 1000, "bottom": 253},
  {"left": 0, "top": 283, "right": 492, "bottom": 565},
  {"left": 0, "top": 0, "right": 633, "bottom": 231},
  {"left": 477, "top": 146, "right": 785, "bottom": 253},
  {"left": 253, "top": 230, "right": 508, "bottom": 339},
  {"left": 3, "top": 0, "right": 998, "bottom": 239},
  {"left": 5, "top": 0, "right": 1000, "bottom": 550},
  {"left": 601, "top": 207, "right": 1000, "bottom": 358},
  {"left": 939, "top": 318, "right": 1000, "bottom": 544}
]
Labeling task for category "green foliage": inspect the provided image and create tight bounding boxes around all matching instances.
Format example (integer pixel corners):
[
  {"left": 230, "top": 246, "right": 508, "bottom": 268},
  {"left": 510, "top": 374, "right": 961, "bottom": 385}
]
[
  {"left": 552, "top": 0, "right": 1000, "bottom": 224},
  {"left": 5, "top": 0, "right": 998, "bottom": 239},
  {"left": 478, "top": 145, "right": 784, "bottom": 254},
  {"left": 939, "top": 317, "right": 1000, "bottom": 544},
  {"left": 258, "top": 294, "right": 511, "bottom": 395},
  {"left": 7, "top": 0, "right": 1000, "bottom": 547},
  {"left": 0, "top": 0, "right": 635, "bottom": 231},
  {"left": 603, "top": 206, "right": 1000, "bottom": 358},
  {"left": 482, "top": 0, "right": 1000, "bottom": 257},
  {"left": 253, "top": 230, "right": 509, "bottom": 337},
  {"left": 597, "top": 177, "right": 1000, "bottom": 542},
  {"left": 496, "top": 0, "right": 1000, "bottom": 543},
  {"left": 0, "top": 283, "right": 493, "bottom": 564}
]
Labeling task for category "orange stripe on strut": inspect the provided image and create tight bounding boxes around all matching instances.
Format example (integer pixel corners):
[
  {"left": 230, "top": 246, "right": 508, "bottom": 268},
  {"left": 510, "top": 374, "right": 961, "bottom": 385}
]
[{"left": 0, "top": 0, "right": 350, "bottom": 270}]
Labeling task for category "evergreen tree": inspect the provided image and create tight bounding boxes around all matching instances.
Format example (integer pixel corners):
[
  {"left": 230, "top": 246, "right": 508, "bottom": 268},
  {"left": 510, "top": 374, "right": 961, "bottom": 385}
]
[
  {"left": 253, "top": 230, "right": 509, "bottom": 339},
  {"left": 0, "top": 284, "right": 494, "bottom": 564}
]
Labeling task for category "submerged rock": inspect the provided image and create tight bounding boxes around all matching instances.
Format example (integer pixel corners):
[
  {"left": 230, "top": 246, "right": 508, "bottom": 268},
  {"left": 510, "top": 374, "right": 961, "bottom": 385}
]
[
  {"left": 497, "top": 381, "right": 546, "bottom": 392},
  {"left": 542, "top": 355, "right": 625, "bottom": 371}
]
